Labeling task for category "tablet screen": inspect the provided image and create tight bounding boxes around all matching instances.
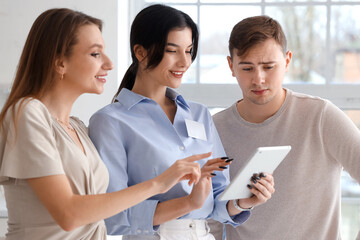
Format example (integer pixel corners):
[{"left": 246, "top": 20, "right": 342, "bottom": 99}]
[{"left": 218, "top": 146, "right": 291, "bottom": 201}]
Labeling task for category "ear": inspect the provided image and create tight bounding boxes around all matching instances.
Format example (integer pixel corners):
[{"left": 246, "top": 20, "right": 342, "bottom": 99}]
[
  {"left": 227, "top": 56, "right": 235, "bottom": 77},
  {"left": 285, "top": 51, "right": 292, "bottom": 72},
  {"left": 133, "top": 44, "right": 148, "bottom": 63},
  {"left": 54, "top": 57, "right": 66, "bottom": 75}
]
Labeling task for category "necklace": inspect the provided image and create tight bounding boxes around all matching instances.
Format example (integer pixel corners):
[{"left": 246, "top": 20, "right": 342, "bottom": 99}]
[{"left": 56, "top": 118, "right": 76, "bottom": 132}]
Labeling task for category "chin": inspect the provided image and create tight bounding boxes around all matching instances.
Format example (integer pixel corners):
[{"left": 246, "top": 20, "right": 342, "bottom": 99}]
[
  {"left": 169, "top": 81, "right": 182, "bottom": 89},
  {"left": 88, "top": 87, "right": 104, "bottom": 95}
]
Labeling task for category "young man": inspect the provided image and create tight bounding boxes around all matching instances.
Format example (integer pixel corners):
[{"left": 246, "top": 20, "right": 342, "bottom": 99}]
[{"left": 210, "top": 16, "right": 360, "bottom": 240}]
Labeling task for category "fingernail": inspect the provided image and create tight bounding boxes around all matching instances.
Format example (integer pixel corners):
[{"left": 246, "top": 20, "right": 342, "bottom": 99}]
[
  {"left": 251, "top": 178, "right": 257, "bottom": 184},
  {"left": 260, "top": 173, "right": 266, "bottom": 178},
  {"left": 219, "top": 166, "right": 228, "bottom": 169},
  {"left": 211, "top": 173, "right": 216, "bottom": 176},
  {"left": 247, "top": 184, "right": 252, "bottom": 189},
  {"left": 255, "top": 176, "right": 261, "bottom": 180},
  {"left": 225, "top": 158, "right": 234, "bottom": 163},
  {"left": 221, "top": 157, "right": 229, "bottom": 160}
]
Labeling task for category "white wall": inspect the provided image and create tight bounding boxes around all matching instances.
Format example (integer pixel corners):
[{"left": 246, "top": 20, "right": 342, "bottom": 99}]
[{"left": 0, "top": 0, "right": 124, "bottom": 125}]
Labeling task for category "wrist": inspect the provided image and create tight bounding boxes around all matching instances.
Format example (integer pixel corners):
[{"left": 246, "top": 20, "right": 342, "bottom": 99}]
[
  {"left": 233, "top": 199, "right": 253, "bottom": 212},
  {"left": 148, "top": 177, "right": 164, "bottom": 195}
]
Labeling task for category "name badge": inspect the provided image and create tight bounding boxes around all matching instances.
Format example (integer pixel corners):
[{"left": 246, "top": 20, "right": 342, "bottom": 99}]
[{"left": 185, "top": 119, "right": 207, "bottom": 141}]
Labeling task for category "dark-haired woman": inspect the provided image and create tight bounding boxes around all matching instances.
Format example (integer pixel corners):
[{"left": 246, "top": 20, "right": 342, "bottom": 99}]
[
  {"left": 0, "top": 8, "right": 209, "bottom": 240},
  {"left": 89, "top": 4, "right": 275, "bottom": 239}
]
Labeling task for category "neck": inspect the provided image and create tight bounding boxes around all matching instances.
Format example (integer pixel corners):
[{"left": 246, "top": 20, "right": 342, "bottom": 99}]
[
  {"left": 132, "top": 74, "right": 168, "bottom": 107},
  {"left": 39, "top": 85, "right": 79, "bottom": 123},
  {"left": 237, "top": 88, "right": 286, "bottom": 123}
]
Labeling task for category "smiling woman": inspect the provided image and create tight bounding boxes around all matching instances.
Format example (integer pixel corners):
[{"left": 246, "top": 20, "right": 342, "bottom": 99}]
[
  {"left": 60, "top": 24, "right": 112, "bottom": 95},
  {"left": 0, "top": 7, "right": 208, "bottom": 240}
]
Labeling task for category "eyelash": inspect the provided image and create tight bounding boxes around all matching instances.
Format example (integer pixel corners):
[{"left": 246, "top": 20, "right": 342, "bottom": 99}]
[
  {"left": 165, "top": 49, "right": 192, "bottom": 54},
  {"left": 242, "top": 66, "right": 274, "bottom": 71},
  {"left": 91, "top": 53, "right": 100, "bottom": 58}
]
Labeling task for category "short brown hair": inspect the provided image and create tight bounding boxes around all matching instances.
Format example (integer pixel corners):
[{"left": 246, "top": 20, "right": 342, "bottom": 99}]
[{"left": 228, "top": 15, "right": 287, "bottom": 58}]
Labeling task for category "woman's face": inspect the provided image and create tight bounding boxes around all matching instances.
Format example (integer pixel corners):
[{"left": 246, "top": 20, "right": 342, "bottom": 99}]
[
  {"left": 146, "top": 27, "right": 193, "bottom": 89},
  {"left": 61, "top": 24, "right": 113, "bottom": 95}
]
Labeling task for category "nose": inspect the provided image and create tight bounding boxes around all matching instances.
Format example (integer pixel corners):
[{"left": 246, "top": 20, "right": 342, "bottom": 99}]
[
  {"left": 177, "top": 52, "right": 191, "bottom": 68},
  {"left": 252, "top": 68, "right": 265, "bottom": 85},
  {"left": 102, "top": 53, "right": 114, "bottom": 71}
]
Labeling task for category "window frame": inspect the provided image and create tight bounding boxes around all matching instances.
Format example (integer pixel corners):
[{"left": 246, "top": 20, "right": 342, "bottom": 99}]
[{"left": 129, "top": 0, "right": 360, "bottom": 110}]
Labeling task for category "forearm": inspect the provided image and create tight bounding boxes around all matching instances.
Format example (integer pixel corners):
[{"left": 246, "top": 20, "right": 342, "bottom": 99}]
[
  {"left": 153, "top": 195, "right": 196, "bottom": 226},
  {"left": 70, "top": 180, "right": 160, "bottom": 229},
  {"left": 27, "top": 175, "right": 160, "bottom": 231}
]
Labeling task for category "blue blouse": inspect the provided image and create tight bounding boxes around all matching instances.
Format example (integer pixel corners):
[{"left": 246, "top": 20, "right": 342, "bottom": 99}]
[{"left": 89, "top": 88, "right": 249, "bottom": 236}]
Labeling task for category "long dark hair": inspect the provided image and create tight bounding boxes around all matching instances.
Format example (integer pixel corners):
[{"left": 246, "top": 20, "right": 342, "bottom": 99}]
[
  {"left": 0, "top": 8, "right": 102, "bottom": 134},
  {"left": 113, "top": 4, "right": 199, "bottom": 102}
]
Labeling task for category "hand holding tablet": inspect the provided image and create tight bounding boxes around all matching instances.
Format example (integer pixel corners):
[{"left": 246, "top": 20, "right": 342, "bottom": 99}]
[{"left": 219, "top": 146, "right": 291, "bottom": 201}]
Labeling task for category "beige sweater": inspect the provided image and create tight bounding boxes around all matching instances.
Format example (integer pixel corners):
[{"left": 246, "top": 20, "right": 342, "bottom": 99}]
[{"left": 211, "top": 89, "right": 360, "bottom": 240}]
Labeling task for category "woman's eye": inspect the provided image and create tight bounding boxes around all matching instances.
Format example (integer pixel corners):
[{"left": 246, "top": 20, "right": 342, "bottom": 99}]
[
  {"left": 91, "top": 53, "right": 100, "bottom": 57},
  {"left": 165, "top": 50, "right": 176, "bottom": 53},
  {"left": 242, "top": 68, "right": 252, "bottom": 71}
]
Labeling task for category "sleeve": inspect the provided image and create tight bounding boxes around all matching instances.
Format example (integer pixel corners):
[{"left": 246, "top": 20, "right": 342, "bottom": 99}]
[
  {"left": 88, "top": 111, "right": 159, "bottom": 236},
  {"left": 321, "top": 101, "right": 360, "bottom": 238},
  {"left": 207, "top": 111, "right": 250, "bottom": 226},
  {"left": 0, "top": 100, "right": 64, "bottom": 182},
  {"left": 322, "top": 101, "right": 360, "bottom": 183}
]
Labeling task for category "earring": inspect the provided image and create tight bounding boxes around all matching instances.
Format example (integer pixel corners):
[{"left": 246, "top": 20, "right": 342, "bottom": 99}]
[{"left": 60, "top": 74, "right": 64, "bottom": 80}]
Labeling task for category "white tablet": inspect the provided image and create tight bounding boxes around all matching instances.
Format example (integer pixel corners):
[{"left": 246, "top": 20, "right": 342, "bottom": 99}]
[{"left": 218, "top": 146, "right": 291, "bottom": 201}]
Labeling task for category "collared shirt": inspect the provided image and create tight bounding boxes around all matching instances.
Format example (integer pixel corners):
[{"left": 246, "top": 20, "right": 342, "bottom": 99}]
[{"left": 89, "top": 88, "right": 249, "bottom": 236}]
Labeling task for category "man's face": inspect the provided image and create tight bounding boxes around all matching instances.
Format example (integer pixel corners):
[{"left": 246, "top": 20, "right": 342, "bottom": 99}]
[{"left": 227, "top": 38, "right": 291, "bottom": 107}]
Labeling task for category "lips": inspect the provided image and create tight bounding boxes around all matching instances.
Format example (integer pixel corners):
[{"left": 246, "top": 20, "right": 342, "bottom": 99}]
[
  {"left": 170, "top": 71, "right": 184, "bottom": 78},
  {"left": 252, "top": 89, "right": 268, "bottom": 95},
  {"left": 95, "top": 75, "right": 107, "bottom": 83}
]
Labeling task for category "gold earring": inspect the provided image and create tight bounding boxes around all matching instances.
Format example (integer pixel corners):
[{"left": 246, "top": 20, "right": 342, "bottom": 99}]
[{"left": 60, "top": 74, "right": 64, "bottom": 80}]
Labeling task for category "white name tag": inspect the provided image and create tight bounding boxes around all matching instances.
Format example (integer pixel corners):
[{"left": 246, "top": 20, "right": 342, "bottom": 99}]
[{"left": 185, "top": 119, "right": 207, "bottom": 141}]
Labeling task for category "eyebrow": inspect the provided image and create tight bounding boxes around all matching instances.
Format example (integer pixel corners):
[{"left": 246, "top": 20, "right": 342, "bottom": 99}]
[
  {"left": 238, "top": 61, "right": 276, "bottom": 65},
  {"left": 89, "top": 43, "right": 103, "bottom": 49},
  {"left": 166, "top": 42, "right": 193, "bottom": 48}
]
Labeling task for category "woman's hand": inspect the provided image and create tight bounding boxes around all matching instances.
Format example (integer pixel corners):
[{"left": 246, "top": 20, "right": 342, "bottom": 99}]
[
  {"left": 236, "top": 172, "right": 275, "bottom": 210},
  {"left": 153, "top": 152, "right": 211, "bottom": 194},
  {"left": 187, "top": 157, "right": 232, "bottom": 210}
]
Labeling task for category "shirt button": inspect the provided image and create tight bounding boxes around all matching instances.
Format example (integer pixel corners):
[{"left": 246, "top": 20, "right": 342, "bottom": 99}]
[
  {"left": 179, "top": 146, "right": 185, "bottom": 151},
  {"left": 137, "top": 229, "right": 142, "bottom": 233},
  {"left": 144, "top": 230, "right": 149, "bottom": 234}
]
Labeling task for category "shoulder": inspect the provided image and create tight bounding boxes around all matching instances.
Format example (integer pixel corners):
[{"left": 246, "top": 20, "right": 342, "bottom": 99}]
[
  {"left": 89, "top": 102, "right": 128, "bottom": 134},
  {"left": 290, "top": 91, "right": 328, "bottom": 106},
  {"left": 91, "top": 102, "right": 125, "bottom": 120},
  {"left": 213, "top": 104, "right": 234, "bottom": 123},
  {"left": 287, "top": 90, "right": 340, "bottom": 117},
  {"left": 187, "top": 100, "right": 209, "bottom": 112},
  {"left": 15, "top": 98, "right": 52, "bottom": 124}
]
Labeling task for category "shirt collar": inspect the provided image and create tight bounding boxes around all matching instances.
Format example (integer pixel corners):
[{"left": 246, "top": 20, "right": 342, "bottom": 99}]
[{"left": 115, "top": 88, "right": 190, "bottom": 110}]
